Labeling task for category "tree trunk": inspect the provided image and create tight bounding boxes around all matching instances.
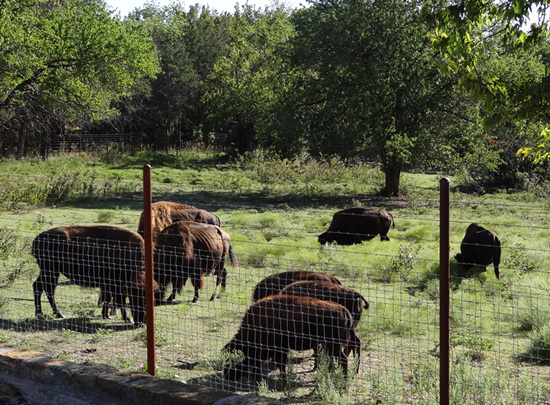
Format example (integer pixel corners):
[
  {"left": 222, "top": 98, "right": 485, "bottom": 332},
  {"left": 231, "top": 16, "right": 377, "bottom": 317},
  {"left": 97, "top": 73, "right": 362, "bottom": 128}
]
[
  {"left": 382, "top": 164, "right": 401, "bottom": 196},
  {"left": 16, "top": 121, "right": 26, "bottom": 159}
]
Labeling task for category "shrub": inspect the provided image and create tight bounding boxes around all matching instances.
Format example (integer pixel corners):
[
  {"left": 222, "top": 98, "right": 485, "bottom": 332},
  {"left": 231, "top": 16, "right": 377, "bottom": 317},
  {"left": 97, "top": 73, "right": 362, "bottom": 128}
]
[{"left": 527, "top": 323, "right": 550, "bottom": 360}]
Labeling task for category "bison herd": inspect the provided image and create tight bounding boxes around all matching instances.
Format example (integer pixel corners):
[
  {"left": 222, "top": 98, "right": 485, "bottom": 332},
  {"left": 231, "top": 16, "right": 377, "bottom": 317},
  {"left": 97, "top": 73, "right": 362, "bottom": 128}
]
[{"left": 31, "top": 201, "right": 501, "bottom": 383}]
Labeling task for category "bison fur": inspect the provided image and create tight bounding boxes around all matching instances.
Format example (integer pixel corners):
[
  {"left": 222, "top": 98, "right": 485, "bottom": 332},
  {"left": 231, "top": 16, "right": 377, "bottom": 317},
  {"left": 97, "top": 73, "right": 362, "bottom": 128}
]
[
  {"left": 154, "top": 221, "right": 237, "bottom": 303},
  {"left": 222, "top": 294, "right": 361, "bottom": 382},
  {"left": 281, "top": 280, "right": 369, "bottom": 329},
  {"left": 318, "top": 208, "right": 394, "bottom": 245},
  {"left": 32, "top": 225, "right": 154, "bottom": 325},
  {"left": 252, "top": 270, "right": 342, "bottom": 302},
  {"left": 454, "top": 223, "right": 501, "bottom": 279},
  {"left": 137, "top": 201, "right": 221, "bottom": 243}
]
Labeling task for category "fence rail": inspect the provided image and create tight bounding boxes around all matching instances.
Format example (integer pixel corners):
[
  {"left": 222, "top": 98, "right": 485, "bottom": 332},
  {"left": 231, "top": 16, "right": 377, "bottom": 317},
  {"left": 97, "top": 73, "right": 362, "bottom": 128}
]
[{"left": 0, "top": 172, "right": 549, "bottom": 404}]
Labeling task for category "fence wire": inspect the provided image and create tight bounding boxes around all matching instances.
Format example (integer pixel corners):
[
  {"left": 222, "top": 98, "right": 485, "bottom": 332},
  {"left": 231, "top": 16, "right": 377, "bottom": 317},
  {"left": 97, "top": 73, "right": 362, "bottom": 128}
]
[{"left": 0, "top": 192, "right": 549, "bottom": 404}]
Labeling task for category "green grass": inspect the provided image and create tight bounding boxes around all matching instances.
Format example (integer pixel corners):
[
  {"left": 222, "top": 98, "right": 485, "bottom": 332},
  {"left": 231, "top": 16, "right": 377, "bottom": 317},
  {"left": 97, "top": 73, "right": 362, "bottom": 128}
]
[{"left": 1, "top": 149, "right": 550, "bottom": 404}]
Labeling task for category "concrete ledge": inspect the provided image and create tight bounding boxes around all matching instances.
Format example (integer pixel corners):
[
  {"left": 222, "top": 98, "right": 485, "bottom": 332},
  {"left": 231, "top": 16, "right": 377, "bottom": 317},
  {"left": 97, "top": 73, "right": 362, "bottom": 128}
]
[{"left": 0, "top": 343, "right": 279, "bottom": 405}]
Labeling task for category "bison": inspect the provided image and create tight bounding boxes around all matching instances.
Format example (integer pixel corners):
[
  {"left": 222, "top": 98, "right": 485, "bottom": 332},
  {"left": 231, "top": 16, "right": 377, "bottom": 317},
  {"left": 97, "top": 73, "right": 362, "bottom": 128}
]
[
  {"left": 137, "top": 201, "right": 220, "bottom": 243},
  {"left": 222, "top": 294, "right": 361, "bottom": 382},
  {"left": 318, "top": 208, "right": 395, "bottom": 245},
  {"left": 281, "top": 280, "right": 369, "bottom": 329},
  {"left": 32, "top": 226, "right": 154, "bottom": 325},
  {"left": 252, "top": 270, "right": 342, "bottom": 302},
  {"left": 455, "top": 223, "right": 502, "bottom": 279},
  {"left": 280, "top": 280, "right": 368, "bottom": 368},
  {"left": 154, "top": 221, "right": 238, "bottom": 303}
]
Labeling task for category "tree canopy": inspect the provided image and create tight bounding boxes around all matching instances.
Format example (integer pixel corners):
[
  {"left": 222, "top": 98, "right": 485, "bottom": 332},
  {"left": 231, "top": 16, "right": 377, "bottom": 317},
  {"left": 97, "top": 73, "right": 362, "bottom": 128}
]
[
  {"left": 0, "top": 0, "right": 160, "bottom": 156},
  {"left": 278, "top": 0, "right": 483, "bottom": 195},
  {"left": 430, "top": 0, "right": 550, "bottom": 162}
]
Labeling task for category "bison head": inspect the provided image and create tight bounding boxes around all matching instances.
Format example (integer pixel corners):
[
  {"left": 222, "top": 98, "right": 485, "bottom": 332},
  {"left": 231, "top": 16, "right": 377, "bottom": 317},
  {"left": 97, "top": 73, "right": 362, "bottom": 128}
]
[{"left": 318, "top": 232, "right": 335, "bottom": 245}]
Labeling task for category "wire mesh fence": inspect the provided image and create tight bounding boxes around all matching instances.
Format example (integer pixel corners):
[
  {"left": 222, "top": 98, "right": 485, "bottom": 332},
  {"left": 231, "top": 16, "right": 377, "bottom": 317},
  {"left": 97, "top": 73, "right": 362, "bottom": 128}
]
[{"left": 0, "top": 177, "right": 549, "bottom": 404}]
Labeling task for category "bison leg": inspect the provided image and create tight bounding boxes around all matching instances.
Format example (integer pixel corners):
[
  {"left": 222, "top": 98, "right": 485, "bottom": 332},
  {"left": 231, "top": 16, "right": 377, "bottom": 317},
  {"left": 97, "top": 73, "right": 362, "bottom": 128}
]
[
  {"left": 33, "top": 271, "right": 62, "bottom": 317},
  {"left": 275, "top": 350, "right": 289, "bottom": 381},
  {"left": 166, "top": 289, "right": 177, "bottom": 303},
  {"left": 35, "top": 274, "right": 64, "bottom": 318},
  {"left": 312, "top": 343, "right": 324, "bottom": 371},
  {"left": 210, "top": 266, "right": 227, "bottom": 301},
  {"left": 325, "top": 343, "right": 348, "bottom": 377},
  {"left": 343, "top": 332, "right": 361, "bottom": 374},
  {"left": 113, "top": 293, "right": 132, "bottom": 323},
  {"left": 190, "top": 274, "right": 203, "bottom": 303},
  {"left": 127, "top": 291, "right": 145, "bottom": 326},
  {"left": 100, "top": 290, "right": 112, "bottom": 319},
  {"left": 45, "top": 289, "right": 64, "bottom": 318},
  {"left": 33, "top": 278, "right": 45, "bottom": 317},
  {"left": 166, "top": 278, "right": 184, "bottom": 303}
]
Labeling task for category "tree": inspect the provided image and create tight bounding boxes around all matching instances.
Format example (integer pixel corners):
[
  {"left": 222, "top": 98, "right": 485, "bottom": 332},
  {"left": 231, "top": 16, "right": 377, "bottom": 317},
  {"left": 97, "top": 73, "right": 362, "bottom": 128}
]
[
  {"left": 430, "top": 0, "right": 550, "bottom": 162},
  {"left": 203, "top": 3, "right": 296, "bottom": 153},
  {"left": 284, "top": 0, "right": 479, "bottom": 195},
  {"left": 0, "top": 0, "right": 160, "bottom": 156},
  {"left": 118, "top": 3, "right": 229, "bottom": 149}
]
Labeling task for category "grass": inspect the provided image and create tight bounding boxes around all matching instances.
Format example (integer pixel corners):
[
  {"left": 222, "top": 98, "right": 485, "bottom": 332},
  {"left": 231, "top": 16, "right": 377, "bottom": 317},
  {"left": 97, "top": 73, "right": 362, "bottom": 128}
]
[{"left": 0, "top": 149, "right": 550, "bottom": 404}]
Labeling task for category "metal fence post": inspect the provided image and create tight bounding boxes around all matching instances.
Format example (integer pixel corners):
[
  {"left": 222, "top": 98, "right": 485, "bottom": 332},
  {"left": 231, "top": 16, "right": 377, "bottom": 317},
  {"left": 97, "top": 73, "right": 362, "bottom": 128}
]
[
  {"left": 143, "top": 164, "right": 156, "bottom": 376},
  {"left": 440, "top": 177, "right": 450, "bottom": 404}
]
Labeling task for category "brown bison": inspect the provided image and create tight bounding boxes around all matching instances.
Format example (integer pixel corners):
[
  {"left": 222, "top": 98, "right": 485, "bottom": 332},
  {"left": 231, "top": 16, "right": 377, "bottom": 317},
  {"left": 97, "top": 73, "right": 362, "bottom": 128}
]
[
  {"left": 223, "top": 294, "right": 361, "bottom": 382},
  {"left": 455, "top": 223, "right": 502, "bottom": 279},
  {"left": 154, "top": 221, "right": 238, "bottom": 302},
  {"left": 32, "top": 226, "right": 154, "bottom": 325},
  {"left": 318, "top": 208, "right": 394, "bottom": 245},
  {"left": 281, "top": 280, "right": 369, "bottom": 329},
  {"left": 137, "top": 201, "right": 221, "bottom": 243},
  {"left": 252, "top": 270, "right": 342, "bottom": 302}
]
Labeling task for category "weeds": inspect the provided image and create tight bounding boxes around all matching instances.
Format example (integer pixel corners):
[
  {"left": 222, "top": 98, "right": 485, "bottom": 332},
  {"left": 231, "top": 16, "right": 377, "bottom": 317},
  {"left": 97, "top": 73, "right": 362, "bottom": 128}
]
[
  {"left": 384, "top": 243, "right": 421, "bottom": 282},
  {"left": 0, "top": 228, "right": 16, "bottom": 259},
  {"left": 527, "top": 323, "right": 550, "bottom": 360},
  {"left": 313, "top": 354, "right": 352, "bottom": 404},
  {"left": 504, "top": 244, "right": 536, "bottom": 274}
]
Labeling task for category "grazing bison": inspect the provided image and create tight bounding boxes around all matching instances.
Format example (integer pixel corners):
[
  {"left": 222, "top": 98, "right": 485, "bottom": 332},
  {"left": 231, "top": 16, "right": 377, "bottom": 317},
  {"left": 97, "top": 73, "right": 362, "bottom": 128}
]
[
  {"left": 455, "top": 223, "right": 502, "bottom": 279},
  {"left": 32, "top": 226, "right": 154, "bottom": 325},
  {"left": 154, "top": 221, "right": 238, "bottom": 302},
  {"left": 252, "top": 270, "right": 342, "bottom": 302},
  {"left": 318, "top": 208, "right": 395, "bottom": 245},
  {"left": 223, "top": 294, "right": 361, "bottom": 382},
  {"left": 137, "top": 201, "right": 220, "bottom": 243},
  {"left": 281, "top": 280, "right": 369, "bottom": 328}
]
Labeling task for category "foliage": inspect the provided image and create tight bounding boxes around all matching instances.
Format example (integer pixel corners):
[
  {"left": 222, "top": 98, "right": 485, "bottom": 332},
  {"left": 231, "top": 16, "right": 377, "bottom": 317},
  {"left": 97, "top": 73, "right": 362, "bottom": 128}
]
[
  {"left": 283, "top": 0, "right": 484, "bottom": 196},
  {"left": 313, "top": 354, "right": 354, "bottom": 403},
  {"left": 528, "top": 323, "right": 550, "bottom": 359},
  {"left": 203, "top": 3, "right": 296, "bottom": 154},
  {"left": 386, "top": 243, "right": 421, "bottom": 282},
  {"left": 430, "top": 0, "right": 550, "bottom": 162},
  {"left": 122, "top": 3, "right": 227, "bottom": 146},
  {"left": 0, "top": 0, "right": 160, "bottom": 156}
]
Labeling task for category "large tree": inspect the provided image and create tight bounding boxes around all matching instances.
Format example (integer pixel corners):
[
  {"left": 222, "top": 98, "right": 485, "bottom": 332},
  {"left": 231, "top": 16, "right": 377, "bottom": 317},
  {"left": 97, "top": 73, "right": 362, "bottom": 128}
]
[
  {"left": 119, "top": 3, "right": 229, "bottom": 148},
  {"left": 284, "top": 0, "right": 480, "bottom": 195},
  {"left": 430, "top": 0, "right": 550, "bottom": 162},
  {"left": 0, "top": 0, "right": 160, "bottom": 156},
  {"left": 203, "top": 3, "right": 296, "bottom": 153}
]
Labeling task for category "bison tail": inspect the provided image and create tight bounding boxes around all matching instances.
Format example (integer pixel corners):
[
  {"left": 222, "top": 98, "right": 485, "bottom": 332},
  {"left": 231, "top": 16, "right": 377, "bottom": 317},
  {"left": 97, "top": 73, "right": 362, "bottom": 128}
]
[
  {"left": 229, "top": 245, "right": 239, "bottom": 267},
  {"left": 389, "top": 212, "right": 395, "bottom": 228}
]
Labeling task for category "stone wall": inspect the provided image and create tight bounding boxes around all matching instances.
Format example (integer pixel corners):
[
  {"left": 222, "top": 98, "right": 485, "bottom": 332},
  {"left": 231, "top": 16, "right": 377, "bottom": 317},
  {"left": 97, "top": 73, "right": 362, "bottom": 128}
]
[{"left": 0, "top": 343, "right": 278, "bottom": 405}]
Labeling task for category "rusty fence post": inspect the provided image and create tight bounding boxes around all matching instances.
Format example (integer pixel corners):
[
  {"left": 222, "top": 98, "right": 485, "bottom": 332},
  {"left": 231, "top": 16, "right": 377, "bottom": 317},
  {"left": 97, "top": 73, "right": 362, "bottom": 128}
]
[
  {"left": 440, "top": 177, "right": 450, "bottom": 404},
  {"left": 143, "top": 164, "right": 156, "bottom": 376}
]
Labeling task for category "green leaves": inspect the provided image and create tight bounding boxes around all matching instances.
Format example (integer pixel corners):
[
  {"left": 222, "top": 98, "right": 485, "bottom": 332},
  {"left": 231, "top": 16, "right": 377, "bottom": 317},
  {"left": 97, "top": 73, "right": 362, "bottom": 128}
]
[
  {"left": 0, "top": 0, "right": 159, "bottom": 141},
  {"left": 518, "top": 127, "right": 550, "bottom": 163}
]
